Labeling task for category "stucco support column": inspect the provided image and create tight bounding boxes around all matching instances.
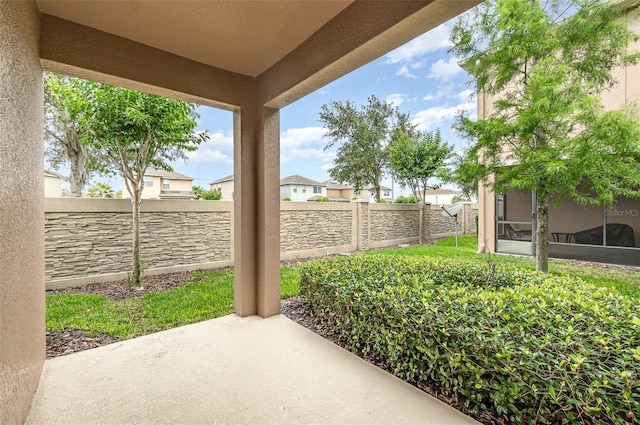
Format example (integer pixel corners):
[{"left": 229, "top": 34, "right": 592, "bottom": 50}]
[
  {"left": 233, "top": 104, "right": 281, "bottom": 318},
  {"left": 0, "top": 1, "right": 45, "bottom": 423}
]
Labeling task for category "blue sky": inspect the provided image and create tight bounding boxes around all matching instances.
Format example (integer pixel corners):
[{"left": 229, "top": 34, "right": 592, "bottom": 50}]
[{"left": 92, "top": 16, "right": 477, "bottom": 193}]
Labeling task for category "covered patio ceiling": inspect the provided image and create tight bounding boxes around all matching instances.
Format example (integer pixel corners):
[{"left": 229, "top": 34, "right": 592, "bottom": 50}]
[{"left": 36, "top": 0, "right": 481, "bottom": 109}]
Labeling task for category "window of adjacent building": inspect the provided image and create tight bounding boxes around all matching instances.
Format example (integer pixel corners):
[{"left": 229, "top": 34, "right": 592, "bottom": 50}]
[
  {"left": 302, "top": 187, "right": 306, "bottom": 193},
  {"left": 293, "top": 186, "right": 297, "bottom": 193},
  {"left": 313, "top": 186, "right": 322, "bottom": 194},
  {"left": 163, "top": 179, "right": 170, "bottom": 189},
  {"left": 383, "top": 190, "right": 390, "bottom": 197},
  {"left": 144, "top": 176, "right": 153, "bottom": 188}
]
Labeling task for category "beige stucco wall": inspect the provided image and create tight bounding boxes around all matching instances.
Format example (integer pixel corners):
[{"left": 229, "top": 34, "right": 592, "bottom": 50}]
[{"left": 0, "top": 2, "right": 45, "bottom": 424}]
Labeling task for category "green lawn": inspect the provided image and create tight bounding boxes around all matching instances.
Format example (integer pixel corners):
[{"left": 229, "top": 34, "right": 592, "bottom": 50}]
[
  {"left": 47, "top": 236, "right": 639, "bottom": 340},
  {"left": 47, "top": 267, "right": 301, "bottom": 339}
]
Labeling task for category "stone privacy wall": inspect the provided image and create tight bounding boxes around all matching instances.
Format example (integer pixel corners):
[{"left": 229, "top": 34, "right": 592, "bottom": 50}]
[
  {"left": 45, "top": 199, "right": 478, "bottom": 288},
  {"left": 368, "top": 204, "right": 420, "bottom": 248},
  {"left": 280, "top": 203, "right": 355, "bottom": 254},
  {"left": 45, "top": 199, "right": 233, "bottom": 287}
]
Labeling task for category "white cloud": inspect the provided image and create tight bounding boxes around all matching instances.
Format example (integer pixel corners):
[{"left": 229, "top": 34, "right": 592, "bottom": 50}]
[
  {"left": 423, "top": 94, "right": 436, "bottom": 101},
  {"left": 188, "top": 130, "right": 233, "bottom": 165},
  {"left": 386, "top": 23, "right": 451, "bottom": 64},
  {"left": 280, "top": 126, "right": 334, "bottom": 163},
  {"left": 395, "top": 65, "right": 417, "bottom": 79},
  {"left": 386, "top": 93, "right": 407, "bottom": 107},
  {"left": 429, "top": 57, "right": 463, "bottom": 82},
  {"left": 455, "top": 88, "right": 475, "bottom": 102},
  {"left": 411, "top": 102, "right": 476, "bottom": 130}
]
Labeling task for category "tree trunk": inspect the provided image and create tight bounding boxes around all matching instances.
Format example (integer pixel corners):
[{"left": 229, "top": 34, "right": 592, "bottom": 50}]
[
  {"left": 535, "top": 194, "right": 549, "bottom": 273},
  {"left": 69, "top": 149, "right": 82, "bottom": 197},
  {"left": 131, "top": 188, "right": 142, "bottom": 287}
]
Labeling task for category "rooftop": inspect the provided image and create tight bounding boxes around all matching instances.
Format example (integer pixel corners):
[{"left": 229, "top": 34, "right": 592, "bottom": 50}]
[
  {"left": 145, "top": 168, "right": 192, "bottom": 181},
  {"left": 280, "top": 175, "right": 325, "bottom": 186}
]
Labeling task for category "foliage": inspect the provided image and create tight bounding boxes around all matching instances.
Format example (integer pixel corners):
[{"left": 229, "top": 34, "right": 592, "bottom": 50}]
[
  {"left": 314, "top": 196, "right": 331, "bottom": 202},
  {"left": 283, "top": 197, "right": 291, "bottom": 201},
  {"left": 44, "top": 73, "right": 108, "bottom": 196},
  {"left": 86, "top": 182, "right": 115, "bottom": 198},
  {"left": 351, "top": 196, "right": 359, "bottom": 201},
  {"left": 320, "top": 95, "right": 411, "bottom": 202},
  {"left": 449, "top": 0, "right": 640, "bottom": 272},
  {"left": 75, "top": 82, "right": 208, "bottom": 285},
  {"left": 192, "top": 185, "right": 204, "bottom": 200},
  {"left": 394, "top": 195, "right": 419, "bottom": 204},
  {"left": 451, "top": 194, "right": 472, "bottom": 204},
  {"left": 299, "top": 255, "right": 640, "bottom": 424},
  {"left": 388, "top": 129, "right": 454, "bottom": 207},
  {"left": 201, "top": 188, "right": 222, "bottom": 200},
  {"left": 379, "top": 198, "right": 386, "bottom": 204}
]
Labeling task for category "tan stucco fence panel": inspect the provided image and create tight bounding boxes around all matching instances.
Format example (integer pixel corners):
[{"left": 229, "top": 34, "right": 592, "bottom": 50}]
[{"left": 44, "top": 199, "right": 478, "bottom": 289}]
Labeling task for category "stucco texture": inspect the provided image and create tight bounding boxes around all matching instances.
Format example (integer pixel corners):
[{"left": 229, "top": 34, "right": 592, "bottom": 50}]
[{"left": 0, "top": 1, "right": 45, "bottom": 424}]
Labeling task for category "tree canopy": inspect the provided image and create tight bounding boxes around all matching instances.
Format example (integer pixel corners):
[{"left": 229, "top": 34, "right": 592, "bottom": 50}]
[
  {"left": 388, "top": 129, "right": 454, "bottom": 207},
  {"left": 44, "top": 73, "right": 107, "bottom": 196},
  {"left": 320, "top": 95, "right": 411, "bottom": 202},
  {"left": 76, "top": 81, "right": 208, "bottom": 285},
  {"left": 86, "top": 182, "right": 115, "bottom": 198},
  {"left": 450, "top": 0, "right": 640, "bottom": 272}
]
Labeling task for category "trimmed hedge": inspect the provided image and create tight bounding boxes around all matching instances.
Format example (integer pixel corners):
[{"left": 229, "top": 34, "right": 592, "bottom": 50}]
[{"left": 299, "top": 256, "right": 640, "bottom": 424}]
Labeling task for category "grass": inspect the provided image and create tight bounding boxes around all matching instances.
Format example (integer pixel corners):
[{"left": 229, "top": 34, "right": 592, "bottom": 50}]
[
  {"left": 47, "top": 236, "right": 639, "bottom": 341},
  {"left": 47, "top": 267, "right": 302, "bottom": 340}
]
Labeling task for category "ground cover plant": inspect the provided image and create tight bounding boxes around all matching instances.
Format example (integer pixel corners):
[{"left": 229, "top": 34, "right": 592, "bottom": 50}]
[{"left": 299, "top": 255, "right": 640, "bottom": 424}]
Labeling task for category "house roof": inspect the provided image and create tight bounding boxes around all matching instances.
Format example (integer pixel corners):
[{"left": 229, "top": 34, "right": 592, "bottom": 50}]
[
  {"left": 364, "top": 184, "right": 392, "bottom": 191},
  {"left": 323, "top": 180, "right": 353, "bottom": 190},
  {"left": 44, "top": 170, "right": 64, "bottom": 179},
  {"left": 144, "top": 168, "right": 192, "bottom": 181},
  {"left": 210, "top": 175, "right": 234, "bottom": 185},
  {"left": 280, "top": 175, "right": 325, "bottom": 186}
]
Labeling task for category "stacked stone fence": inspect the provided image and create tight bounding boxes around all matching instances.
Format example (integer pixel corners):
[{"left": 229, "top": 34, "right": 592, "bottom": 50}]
[{"left": 45, "top": 198, "right": 478, "bottom": 289}]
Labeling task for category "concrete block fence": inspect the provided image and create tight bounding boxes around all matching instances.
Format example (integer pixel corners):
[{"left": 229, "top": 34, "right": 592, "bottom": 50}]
[{"left": 45, "top": 198, "right": 478, "bottom": 289}]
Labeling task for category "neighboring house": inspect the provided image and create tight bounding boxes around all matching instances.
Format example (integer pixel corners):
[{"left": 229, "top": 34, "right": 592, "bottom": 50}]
[
  {"left": 476, "top": 6, "right": 640, "bottom": 266},
  {"left": 44, "top": 170, "right": 63, "bottom": 197},
  {"left": 323, "top": 180, "right": 354, "bottom": 202},
  {"left": 280, "top": 175, "right": 326, "bottom": 201},
  {"left": 122, "top": 168, "right": 195, "bottom": 200},
  {"left": 418, "top": 188, "right": 471, "bottom": 205},
  {"left": 209, "top": 174, "right": 234, "bottom": 200},
  {"left": 356, "top": 184, "right": 393, "bottom": 203}
]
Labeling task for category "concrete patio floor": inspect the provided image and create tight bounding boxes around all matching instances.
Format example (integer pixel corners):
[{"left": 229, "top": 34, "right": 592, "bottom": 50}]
[{"left": 27, "top": 314, "right": 479, "bottom": 425}]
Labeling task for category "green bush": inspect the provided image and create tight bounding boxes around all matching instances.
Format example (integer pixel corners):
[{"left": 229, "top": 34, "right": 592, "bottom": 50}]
[
  {"left": 201, "top": 188, "right": 222, "bottom": 200},
  {"left": 314, "top": 196, "right": 330, "bottom": 202},
  {"left": 299, "top": 256, "right": 640, "bottom": 424},
  {"left": 283, "top": 197, "right": 291, "bottom": 201},
  {"left": 395, "top": 195, "right": 419, "bottom": 204}
]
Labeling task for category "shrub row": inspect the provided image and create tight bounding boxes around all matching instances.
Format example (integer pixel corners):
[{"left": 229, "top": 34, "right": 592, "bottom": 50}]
[{"left": 299, "top": 256, "right": 640, "bottom": 424}]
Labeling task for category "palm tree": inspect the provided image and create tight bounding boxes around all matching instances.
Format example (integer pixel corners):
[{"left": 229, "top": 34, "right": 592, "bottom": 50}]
[{"left": 86, "top": 182, "right": 114, "bottom": 198}]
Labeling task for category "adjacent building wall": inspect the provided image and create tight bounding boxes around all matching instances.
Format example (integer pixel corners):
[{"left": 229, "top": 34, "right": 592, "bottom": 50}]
[
  {"left": 0, "top": 2, "right": 45, "bottom": 424},
  {"left": 44, "top": 200, "right": 478, "bottom": 288}
]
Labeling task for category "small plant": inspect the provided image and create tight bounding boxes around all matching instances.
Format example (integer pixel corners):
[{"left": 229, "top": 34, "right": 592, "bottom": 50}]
[
  {"left": 314, "top": 196, "right": 330, "bottom": 202},
  {"left": 379, "top": 198, "right": 386, "bottom": 203},
  {"left": 201, "top": 188, "right": 222, "bottom": 200},
  {"left": 282, "top": 197, "right": 291, "bottom": 201}
]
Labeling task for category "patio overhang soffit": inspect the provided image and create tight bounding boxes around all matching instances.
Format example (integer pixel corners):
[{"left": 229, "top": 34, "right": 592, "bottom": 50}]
[{"left": 36, "top": 0, "right": 481, "bottom": 109}]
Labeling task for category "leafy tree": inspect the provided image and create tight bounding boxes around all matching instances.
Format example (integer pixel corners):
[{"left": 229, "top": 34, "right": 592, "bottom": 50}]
[
  {"left": 44, "top": 73, "right": 107, "bottom": 197},
  {"left": 86, "top": 182, "right": 115, "bottom": 198},
  {"left": 450, "top": 0, "right": 640, "bottom": 272},
  {"left": 77, "top": 82, "right": 208, "bottom": 286},
  {"left": 320, "top": 95, "right": 411, "bottom": 202},
  {"left": 201, "top": 188, "right": 222, "bottom": 200},
  {"left": 192, "top": 185, "right": 204, "bottom": 200},
  {"left": 388, "top": 129, "right": 454, "bottom": 208}
]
